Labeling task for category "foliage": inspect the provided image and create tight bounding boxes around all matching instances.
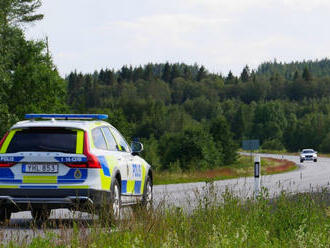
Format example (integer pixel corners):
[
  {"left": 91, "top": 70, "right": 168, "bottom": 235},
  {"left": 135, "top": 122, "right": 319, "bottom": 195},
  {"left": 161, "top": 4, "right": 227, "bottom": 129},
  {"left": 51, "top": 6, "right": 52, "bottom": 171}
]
[{"left": 0, "top": 0, "right": 67, "bottom": 135}]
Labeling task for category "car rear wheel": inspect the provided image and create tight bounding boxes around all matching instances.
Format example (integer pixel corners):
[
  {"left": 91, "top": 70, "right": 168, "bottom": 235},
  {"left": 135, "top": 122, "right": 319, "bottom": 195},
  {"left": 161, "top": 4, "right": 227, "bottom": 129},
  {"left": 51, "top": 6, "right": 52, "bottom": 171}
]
[
  {"left": 300, "top": 159, "right": 303, "bottom": 163},
  {"left": 31, "top": 208, "right": 51, "bottom": 222},
  {"left": 0, "top": 208, "right": 11, "bottom": 224}
]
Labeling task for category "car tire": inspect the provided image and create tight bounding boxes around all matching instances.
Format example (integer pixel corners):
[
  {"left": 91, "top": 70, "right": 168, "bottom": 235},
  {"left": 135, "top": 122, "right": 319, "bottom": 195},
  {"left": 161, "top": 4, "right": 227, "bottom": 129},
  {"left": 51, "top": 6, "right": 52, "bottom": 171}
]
[
  {"left": 0, "top": 208, "right": 11, "bottom": 224},
  {"left": 300, "top": 159, "right": 303, "bottom": 163},
  {"left": 141, "top": 176, "right": 153, "bottom": 210},
  {"left": 31, "top": 208, "right": 51, "bottom": 222},
  {"left": 110, "top": 177, "right": 121, "bottom": 221},
  {"left": 314, "top": 159, "right": 317, "bottom": 162}
]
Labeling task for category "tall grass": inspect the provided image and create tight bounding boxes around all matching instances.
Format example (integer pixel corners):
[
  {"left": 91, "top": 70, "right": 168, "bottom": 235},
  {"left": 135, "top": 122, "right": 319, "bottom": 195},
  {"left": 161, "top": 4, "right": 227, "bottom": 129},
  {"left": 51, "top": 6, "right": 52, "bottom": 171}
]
[{"left": 1, "top": 186, "right": 329, "bottom": 247}]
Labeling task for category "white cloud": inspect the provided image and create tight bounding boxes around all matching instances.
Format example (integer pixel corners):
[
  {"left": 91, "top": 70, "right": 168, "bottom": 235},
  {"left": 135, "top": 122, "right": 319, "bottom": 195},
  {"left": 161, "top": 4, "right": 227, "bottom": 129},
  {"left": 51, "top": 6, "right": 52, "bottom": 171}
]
[{"left": 25, "top": 0, "right": 330, "bottom": 76}]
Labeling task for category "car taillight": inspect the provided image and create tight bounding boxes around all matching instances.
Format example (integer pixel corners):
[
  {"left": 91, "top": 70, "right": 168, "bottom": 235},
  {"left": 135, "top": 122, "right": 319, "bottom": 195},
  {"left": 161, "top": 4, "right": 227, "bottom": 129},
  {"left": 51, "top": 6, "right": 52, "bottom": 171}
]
[
  {"left": 83, "top": 131, "right": 101, "bottom": 169},
  {"left": 0, "top": 162, "right": 15, "bottom": 167}
]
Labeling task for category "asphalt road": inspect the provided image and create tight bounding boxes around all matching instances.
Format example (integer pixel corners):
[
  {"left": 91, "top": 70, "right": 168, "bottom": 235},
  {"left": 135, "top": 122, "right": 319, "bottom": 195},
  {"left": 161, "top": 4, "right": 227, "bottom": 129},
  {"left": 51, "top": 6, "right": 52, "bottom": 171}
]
[
  {"left": 1, "top": 153, "right": 329, "bottom": 243},
  {"left": 154, "top": 153, "right": 330, "bottom": 208}
]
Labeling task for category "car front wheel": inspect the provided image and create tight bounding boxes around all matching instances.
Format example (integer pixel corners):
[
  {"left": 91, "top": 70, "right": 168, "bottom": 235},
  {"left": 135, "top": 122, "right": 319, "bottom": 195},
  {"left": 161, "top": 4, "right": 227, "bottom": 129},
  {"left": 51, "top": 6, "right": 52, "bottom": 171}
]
[
  {"left": 111, "top": 178, "right": 121, "bottom": 221},
  {"left": 142, "top": 176, "right": 153, "bottom": 210}
]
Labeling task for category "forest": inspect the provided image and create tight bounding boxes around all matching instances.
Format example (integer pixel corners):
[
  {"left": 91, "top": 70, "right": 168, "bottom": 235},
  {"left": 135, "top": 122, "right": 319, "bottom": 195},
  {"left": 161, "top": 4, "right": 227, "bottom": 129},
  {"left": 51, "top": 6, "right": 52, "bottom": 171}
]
[{"left": 2, "top": 1, "right": 330, "bottom": 172}]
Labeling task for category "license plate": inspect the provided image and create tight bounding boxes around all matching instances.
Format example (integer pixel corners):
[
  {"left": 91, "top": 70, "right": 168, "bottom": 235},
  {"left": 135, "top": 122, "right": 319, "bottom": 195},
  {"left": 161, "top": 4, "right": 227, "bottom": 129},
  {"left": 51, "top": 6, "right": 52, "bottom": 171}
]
[{"left": 22, "top": 163, "right": 59, "bottom": 173}]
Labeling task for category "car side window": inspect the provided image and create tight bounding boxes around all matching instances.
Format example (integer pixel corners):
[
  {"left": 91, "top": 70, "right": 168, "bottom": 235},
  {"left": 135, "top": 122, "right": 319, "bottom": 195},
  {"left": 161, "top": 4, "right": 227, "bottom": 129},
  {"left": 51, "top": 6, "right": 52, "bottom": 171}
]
[
  {"left": 101, "top": 127, "right": 118, "bottom": 151},
  {"left": 92, "top": 128, "right": 107, "bottom": 150},
  {"left": 110, "top": 127, "right": 130, "bottom": 152}
]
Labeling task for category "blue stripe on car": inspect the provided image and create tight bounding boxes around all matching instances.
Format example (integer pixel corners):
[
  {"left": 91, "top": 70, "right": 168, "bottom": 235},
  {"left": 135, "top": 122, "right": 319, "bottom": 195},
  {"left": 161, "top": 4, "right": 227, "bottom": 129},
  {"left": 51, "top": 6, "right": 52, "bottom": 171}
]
[
  {"left": 97, "top": 156, "right": 111, "bottom": 177},
  {"left": 121, "top": 180, "right": 127, "bottom": 194},
  {"left": 134, "top": 181, "right": 141, "bottom": 194}
]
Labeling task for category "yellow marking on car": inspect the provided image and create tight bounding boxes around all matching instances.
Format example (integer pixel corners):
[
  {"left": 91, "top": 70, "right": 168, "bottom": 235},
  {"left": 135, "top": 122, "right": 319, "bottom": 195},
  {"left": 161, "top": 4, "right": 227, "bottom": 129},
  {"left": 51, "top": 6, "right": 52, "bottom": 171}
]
[
  {"left": 0, "top": 185, "right": 19, "bottom": 188},
  {"left": 76, "top": 130, "right": 84, "bottom": 154},
  {"left": 127, "top": 180, "right": 135, "bottom": 193},
  {"left": 0, "top": 129, "right": 20, "bottom": 153},
  {"left": 100, "top": 128, "right": 110, "bottom": 149},
  {"left": 108, "top": 128, "right": 122, "bottom": 151},
  {"left": 100, "top": 169, "right": 111, "bottom": 190},
  {"left": 141, "top": 163, "right": 146, "bottom": 193},
  {"left": 23, "top": 176, "right": 57, "bottom": 184}
]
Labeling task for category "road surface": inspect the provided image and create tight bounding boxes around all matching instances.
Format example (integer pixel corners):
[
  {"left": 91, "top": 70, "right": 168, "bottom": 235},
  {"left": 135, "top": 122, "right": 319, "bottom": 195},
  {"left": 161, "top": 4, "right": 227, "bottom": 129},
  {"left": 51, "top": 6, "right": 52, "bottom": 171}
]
[{"left": 1, "top": 153, "right": 329, "bottom": 243}]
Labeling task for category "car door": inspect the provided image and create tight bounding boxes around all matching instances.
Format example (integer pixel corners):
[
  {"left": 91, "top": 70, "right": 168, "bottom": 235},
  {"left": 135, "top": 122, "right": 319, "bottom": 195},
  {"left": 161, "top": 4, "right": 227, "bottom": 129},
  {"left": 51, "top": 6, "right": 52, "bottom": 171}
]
[
  {"left": 91, "top": 127, "right": 127, "bottom": 192},
  {"left": 109, "top": 127, "right": 136, "bottom": 195}
]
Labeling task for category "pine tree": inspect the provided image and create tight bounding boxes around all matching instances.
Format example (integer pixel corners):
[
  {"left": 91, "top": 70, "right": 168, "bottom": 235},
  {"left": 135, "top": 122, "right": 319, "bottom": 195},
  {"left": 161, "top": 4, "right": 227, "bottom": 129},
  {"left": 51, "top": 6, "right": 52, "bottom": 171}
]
[
  {"left": 162, "top": 62, "right": 171, "bottom": 82},
  {"left": 293, "top": 70, "right": 299, "bottom": 80},
  {"left": 240, "top": 65, "right": 250, "bottom": 82},
  {"left": 170, "top": 64, "right": 180, "bottom": 82},
  {"left": 183, "top": 65, "right": 192, "bottom": 80},
  {"left": 225, "top": 70, "right": 235, "bottom": 84},
  {"left": 302, "top": 67, "right": 312, "bottom": 81},
  {"left": 0, "top": 0, "right": 43, "bottom": 27},
  {"left": 197, "top": 66, "right": 207, "bottom": 82},
  {"left": 144, "top": 64, "right": 153, "bottom": 81}
]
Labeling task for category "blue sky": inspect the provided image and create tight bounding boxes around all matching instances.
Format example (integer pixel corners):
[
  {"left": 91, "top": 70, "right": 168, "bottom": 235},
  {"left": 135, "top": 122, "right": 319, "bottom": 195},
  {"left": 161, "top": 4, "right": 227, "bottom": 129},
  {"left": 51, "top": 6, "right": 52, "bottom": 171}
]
[{"left": 25, "top": 0, "right": 330, "bottom": 76}]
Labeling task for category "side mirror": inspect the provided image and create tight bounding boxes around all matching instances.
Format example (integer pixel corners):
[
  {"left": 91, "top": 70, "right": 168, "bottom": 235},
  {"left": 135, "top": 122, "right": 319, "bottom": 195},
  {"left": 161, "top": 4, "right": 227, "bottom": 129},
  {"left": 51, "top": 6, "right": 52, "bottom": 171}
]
[{"left": 131, "top": 141, "right": 143, "bottom": 155}]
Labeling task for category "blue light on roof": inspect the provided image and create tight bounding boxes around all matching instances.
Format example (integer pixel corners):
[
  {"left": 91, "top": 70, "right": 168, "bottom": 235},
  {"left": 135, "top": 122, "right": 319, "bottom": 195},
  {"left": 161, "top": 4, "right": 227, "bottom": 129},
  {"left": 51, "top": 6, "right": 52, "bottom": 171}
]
[{"left": 25, "top": 114, "right": 108, "bottom": 120}]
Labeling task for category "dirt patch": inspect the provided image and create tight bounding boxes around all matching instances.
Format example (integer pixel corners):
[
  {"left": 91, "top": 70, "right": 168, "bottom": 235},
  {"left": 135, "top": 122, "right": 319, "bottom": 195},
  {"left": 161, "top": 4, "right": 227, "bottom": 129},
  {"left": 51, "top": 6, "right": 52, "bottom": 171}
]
[{"left": 265, "top": 159, "right": 295, "bottom": 173}]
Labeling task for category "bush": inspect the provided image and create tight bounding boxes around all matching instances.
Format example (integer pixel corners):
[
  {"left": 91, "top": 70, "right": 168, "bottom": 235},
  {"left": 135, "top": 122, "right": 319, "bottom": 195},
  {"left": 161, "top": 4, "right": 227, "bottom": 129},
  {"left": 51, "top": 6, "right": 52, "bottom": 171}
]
[{"left": 158, "top": 125, "right": 223, "bottom": 171}]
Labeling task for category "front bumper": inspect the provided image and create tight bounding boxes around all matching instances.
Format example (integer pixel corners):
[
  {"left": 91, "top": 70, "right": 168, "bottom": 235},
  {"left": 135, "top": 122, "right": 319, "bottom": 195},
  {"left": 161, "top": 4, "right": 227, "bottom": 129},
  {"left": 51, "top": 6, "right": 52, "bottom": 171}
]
[
  {"left": 0, "top": 188, "right": 110, "bottom": 212},
  {"left": 300, "top": 156, "right": 317, "bottom": 161}
]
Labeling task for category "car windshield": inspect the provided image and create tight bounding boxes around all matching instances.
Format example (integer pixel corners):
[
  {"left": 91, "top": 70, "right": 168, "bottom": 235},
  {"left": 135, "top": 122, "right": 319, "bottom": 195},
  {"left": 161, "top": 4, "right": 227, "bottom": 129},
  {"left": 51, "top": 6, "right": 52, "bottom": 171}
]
[
  {"left": 6, "top": 128, "right": 77, "bottom": 153},
  {"left": 302, "top": 150, "right": 314, "bottom": 153}
]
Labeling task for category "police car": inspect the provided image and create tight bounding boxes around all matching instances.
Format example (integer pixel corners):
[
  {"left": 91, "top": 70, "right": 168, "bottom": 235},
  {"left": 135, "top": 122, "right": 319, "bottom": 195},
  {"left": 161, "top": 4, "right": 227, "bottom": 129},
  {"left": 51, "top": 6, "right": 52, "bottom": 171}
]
[{"left": 0, "top": 114, "right": 153, "bottom": 222}]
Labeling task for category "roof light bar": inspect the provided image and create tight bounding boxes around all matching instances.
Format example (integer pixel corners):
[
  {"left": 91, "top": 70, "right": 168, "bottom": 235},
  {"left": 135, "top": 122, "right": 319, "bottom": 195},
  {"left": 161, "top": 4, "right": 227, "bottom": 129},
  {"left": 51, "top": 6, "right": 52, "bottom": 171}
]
[{"left": 25, "top": 114, "right": 108, "bottom": 120}]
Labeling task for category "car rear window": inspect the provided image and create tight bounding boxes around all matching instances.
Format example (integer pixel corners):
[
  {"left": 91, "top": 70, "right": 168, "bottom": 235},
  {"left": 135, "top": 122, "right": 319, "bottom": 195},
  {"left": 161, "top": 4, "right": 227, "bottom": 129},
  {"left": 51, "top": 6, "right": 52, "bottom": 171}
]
[{"left": 6, "top": 128, "right": 78, "bottom": 153}]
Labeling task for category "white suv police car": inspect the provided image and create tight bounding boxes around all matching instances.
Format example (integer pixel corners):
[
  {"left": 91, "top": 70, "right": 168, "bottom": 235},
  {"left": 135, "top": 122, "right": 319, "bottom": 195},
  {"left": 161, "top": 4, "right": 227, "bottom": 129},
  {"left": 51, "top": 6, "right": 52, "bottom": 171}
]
[{"left": 0, "top": 114, "right": 153, "bottom": 222}]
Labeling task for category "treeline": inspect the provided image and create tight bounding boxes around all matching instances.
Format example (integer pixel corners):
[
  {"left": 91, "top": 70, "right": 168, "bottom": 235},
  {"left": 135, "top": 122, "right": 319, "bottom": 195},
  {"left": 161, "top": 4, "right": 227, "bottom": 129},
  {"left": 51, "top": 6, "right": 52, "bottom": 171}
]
[
  {"left": 257, "top": 59, "right": 330, "bottom": 79},
  {"left": 66, "top": 61, "right": 330, "bottom": 171}
]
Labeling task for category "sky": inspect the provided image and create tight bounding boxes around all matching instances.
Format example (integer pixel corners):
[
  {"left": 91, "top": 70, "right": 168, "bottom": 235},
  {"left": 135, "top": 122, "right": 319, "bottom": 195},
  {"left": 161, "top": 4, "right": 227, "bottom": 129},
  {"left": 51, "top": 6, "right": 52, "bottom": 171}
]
[{"left": 25, "top": 0, "right": 330, "bottom": 77}]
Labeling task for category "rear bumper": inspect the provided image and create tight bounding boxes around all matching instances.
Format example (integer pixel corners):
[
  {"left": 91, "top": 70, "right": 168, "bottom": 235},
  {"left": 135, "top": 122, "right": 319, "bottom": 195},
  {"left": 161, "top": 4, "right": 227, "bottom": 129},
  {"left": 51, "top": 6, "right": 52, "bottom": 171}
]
[{"left": 0, "top": 188, "right": 110, "bottom": 211}]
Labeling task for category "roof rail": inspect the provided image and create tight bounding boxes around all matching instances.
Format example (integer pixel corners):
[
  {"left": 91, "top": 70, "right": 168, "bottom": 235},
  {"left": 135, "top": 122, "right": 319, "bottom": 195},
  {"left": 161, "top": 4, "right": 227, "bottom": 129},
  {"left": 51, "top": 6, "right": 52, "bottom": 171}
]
[{"left": 25, "top": 114, "right": 108, "bottom": 120}]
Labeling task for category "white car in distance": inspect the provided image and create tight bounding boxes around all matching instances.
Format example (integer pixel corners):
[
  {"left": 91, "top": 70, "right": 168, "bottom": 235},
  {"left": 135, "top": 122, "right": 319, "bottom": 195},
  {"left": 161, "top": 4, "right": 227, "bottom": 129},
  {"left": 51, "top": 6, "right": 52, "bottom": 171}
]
[{"left": 300, "top": 149, "right": 317, "bottom": 163}]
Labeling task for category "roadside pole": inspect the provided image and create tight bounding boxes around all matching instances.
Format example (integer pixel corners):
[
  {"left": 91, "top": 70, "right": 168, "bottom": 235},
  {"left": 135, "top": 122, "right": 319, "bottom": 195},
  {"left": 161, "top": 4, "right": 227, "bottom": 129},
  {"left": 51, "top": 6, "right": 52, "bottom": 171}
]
[{"left": 254, "top": 155, "right": 261, "bottom": 198}]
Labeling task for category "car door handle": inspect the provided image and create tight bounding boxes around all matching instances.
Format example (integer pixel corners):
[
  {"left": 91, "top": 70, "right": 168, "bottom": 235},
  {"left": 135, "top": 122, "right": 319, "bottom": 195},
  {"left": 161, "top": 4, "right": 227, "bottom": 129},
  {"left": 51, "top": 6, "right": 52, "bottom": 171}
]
[{"left": 117, "top": 158, "right": 122, "bottom": 161}]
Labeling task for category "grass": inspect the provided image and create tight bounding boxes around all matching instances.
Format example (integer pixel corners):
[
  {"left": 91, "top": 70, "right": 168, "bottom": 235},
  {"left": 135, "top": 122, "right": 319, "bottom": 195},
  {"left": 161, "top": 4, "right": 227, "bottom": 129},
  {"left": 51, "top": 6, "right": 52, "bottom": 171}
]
[
  {"left": 154, "top": 155, "right": 297, "bottom": 185},
  {"left": 1, "top": 187, "right": 329, "bottom": 248}
]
